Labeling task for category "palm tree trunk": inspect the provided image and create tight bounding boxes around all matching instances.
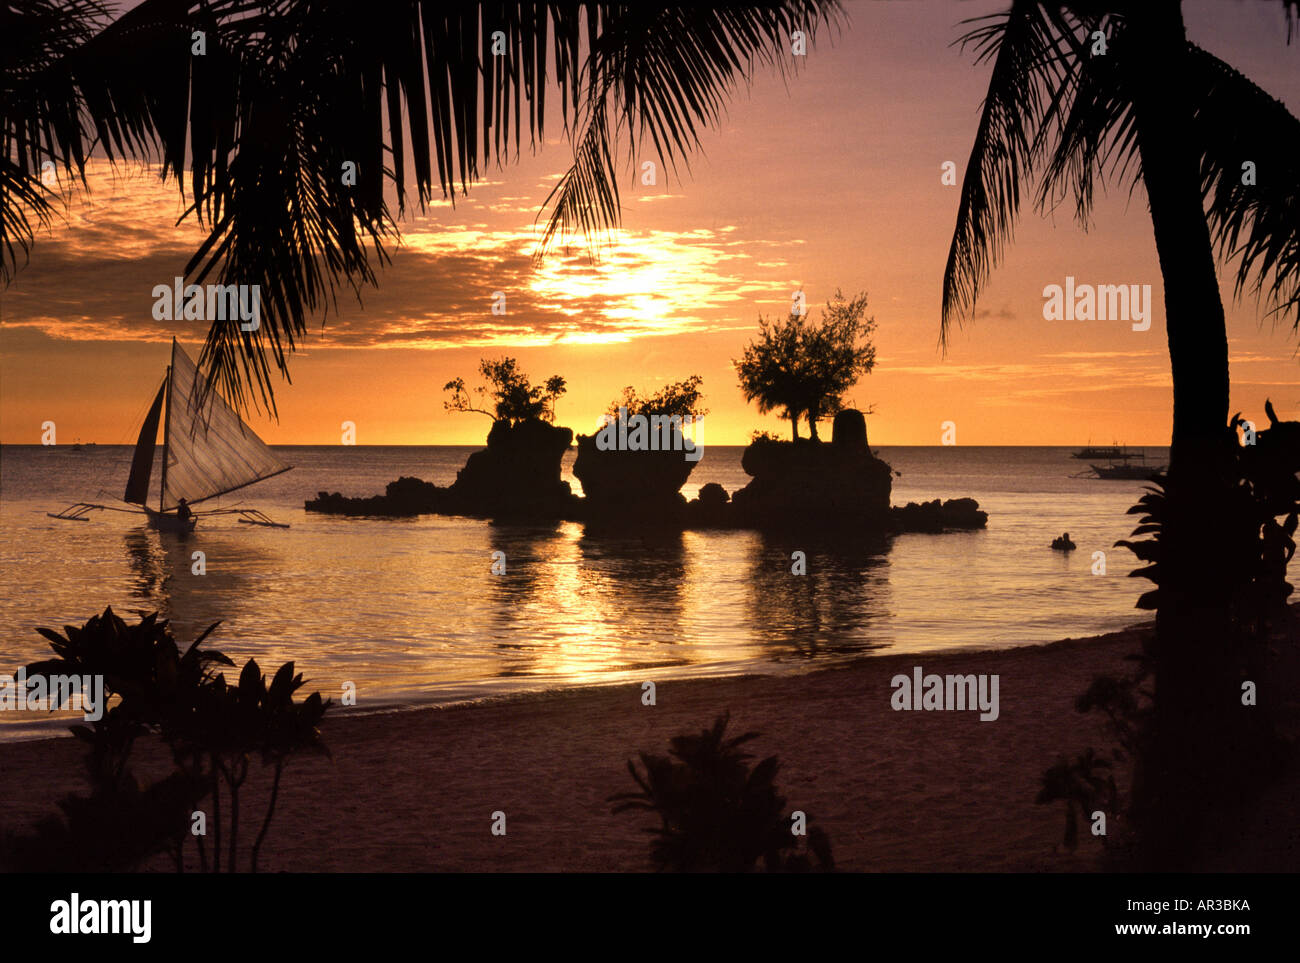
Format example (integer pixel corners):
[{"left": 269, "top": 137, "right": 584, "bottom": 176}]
[{"left": 1125, "top": 0, "right": 1235, "bottom": 869}]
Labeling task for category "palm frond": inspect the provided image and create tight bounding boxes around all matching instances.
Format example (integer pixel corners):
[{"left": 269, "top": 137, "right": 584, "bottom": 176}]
[
  {"left": 536, "top": 2, "right": 841, "bottom": 260},
  {"left": 1034, "top": 14, "right": 1139, "bottom": 228},
  {"left": 0, "top": 0, "right": 114, "bottom": 284},
  {"left": 6, "top": 1, "right": 842, "bottom": 414},
  {"left": 940, "top": 1, "right": 1080, "bottom": 345},
  {"left": 1184, "top": 43, "right": 1300, "bottom": 331}
]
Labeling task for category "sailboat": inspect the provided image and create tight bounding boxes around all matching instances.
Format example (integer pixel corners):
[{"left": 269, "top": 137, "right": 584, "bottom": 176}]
[{"left": 49, "top": 339, "right": 291, "bottom": 530}]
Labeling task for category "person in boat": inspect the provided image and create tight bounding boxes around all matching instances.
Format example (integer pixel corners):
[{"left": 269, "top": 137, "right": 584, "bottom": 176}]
[
  {"left": 176, "top": 498, "right": 194, "bottom": 525},
  {"left": 1051, "top": 532, "right": 1076, "bottom": 551}
]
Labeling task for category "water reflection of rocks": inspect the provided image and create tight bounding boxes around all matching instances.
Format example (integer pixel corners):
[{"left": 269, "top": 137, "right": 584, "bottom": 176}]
[
  {"left": 484, "top": 521, "right": 693, "bottom": 680},
  {"left": 746, "top": 531, "right": 894, "bottom": 660}
]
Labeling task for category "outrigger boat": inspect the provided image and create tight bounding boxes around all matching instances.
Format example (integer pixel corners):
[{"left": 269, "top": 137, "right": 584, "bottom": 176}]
[
  {"left": 1084, "top": 449, "right": 1165, "bottom": 481},
  {"left": 1071, "top": 441, "right": 1132, "bottom": 460},
  {"left": 49, "top": 339, "right": 291, "bottom": 531}
]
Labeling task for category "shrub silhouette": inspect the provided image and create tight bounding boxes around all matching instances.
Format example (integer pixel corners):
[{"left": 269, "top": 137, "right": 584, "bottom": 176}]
[
  {"left": 2, "top": 607, "right": 329, "bottom": 872},
  {"left": 172, "top": 658, "right": 329, "bottom": 872},
  {"left": 444, "top": 357, "right": 566, "bottom": 426},
  {"left": 606, "top": 375, "right": 708, "bottom": 420},
  {"left": 1036, "top": 749, "right": 1117, "bottom": 853},
  {"left": 610, "top": 713, "right": 832, "bottom": 872},
  {"left": 2, "top": 769, "right": 203, "bottom": 872}
]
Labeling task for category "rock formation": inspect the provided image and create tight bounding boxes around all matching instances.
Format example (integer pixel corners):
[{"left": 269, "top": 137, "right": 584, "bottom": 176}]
[
  {"left": 305, "top": 476, "right": 441, "bottom": 516},
  {"left": 685, "top": 482, "right": 732, "bottom": 528},
  {"left": 305, "top": 407, "right": 988, "bottom": 534},
  {"left": 306, "top": 419, "right": 576, "bottom": 519},
  {"left": 572, "top": 422, "right": 697, "bottom": 525},
  {"left": 729, "top": 409, "right": 892, "bottom": 529},
  {"left": 448, "top": 418, "right": 575, "bottom": 518},
  {"left": 889, "top": 497, "right": 988, "bottom": 533}
]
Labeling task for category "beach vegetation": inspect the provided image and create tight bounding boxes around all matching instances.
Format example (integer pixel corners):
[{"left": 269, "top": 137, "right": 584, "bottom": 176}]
[
  {"left": 610, "top": 712, "right": 833, "bottom": 872},
  {"left": 1106, "top": 411, "right": 1299, "bottom": 865},
  {"left": 1036, "top": 749, "right": 1117, "bottom": 852},
  {"left": 0, "top": 607, "right": 329, "bottom": 872}
]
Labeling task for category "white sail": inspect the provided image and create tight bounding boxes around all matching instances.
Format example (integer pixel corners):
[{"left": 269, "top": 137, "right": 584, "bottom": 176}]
[{"left": 162, "top": 341, "right": 290, "bottom": 509}]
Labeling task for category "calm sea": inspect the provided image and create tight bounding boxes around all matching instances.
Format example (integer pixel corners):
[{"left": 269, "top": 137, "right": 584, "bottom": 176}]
[{"left": 0, "top": 444, "right": 1164, "bottom": 740}]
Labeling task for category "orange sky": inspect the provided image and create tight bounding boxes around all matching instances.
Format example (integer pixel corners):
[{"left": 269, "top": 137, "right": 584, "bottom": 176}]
[{"left": 3, "top": 0, "right": 1299, "bottom": 446}]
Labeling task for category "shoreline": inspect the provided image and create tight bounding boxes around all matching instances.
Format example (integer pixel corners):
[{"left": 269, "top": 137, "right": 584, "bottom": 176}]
[
  {"left": 0, "top": 620, "right": 1164, "bottom": 872},
  {"left": 0, "top": 622, "right": 1151, "bottom": 746}
]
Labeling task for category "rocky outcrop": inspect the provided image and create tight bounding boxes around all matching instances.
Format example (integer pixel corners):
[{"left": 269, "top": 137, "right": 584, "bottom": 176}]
[
  {"left": 572, "top": 422, "right": 698, "bottom": 524},
  {"left": 730, "top": 409, "right": 892, "bottom": 529},
  {"left": 448, "top": 418, "right": 574, "bottom": 517},
  {"left": 305, "top": 407, "right": 988, "bottom": 534},
  {"left": 685, "top": 482, "right": 731, "bottom": 528},
  {"left": 890, "top": 497, "right": 988, "bottom": 533},
  {"left": 306, "top": 419, "right": 577, "bottom": 519},
  {"left": 306, "top": 476, "right": 443, "bottom": 516}
]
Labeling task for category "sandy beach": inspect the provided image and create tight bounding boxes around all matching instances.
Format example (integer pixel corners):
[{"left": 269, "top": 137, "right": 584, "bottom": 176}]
[{"left": 0, "top": 622, "right": 1200, "bottom": 873}]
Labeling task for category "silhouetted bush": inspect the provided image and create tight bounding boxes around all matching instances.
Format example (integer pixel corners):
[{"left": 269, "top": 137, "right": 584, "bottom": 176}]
[
  {"left": 1044, "top": 405, "right": 1300, "bottom": 867},
  {"left": 2, "top": 607, "right": 329, "bottom": 872},
  {"left": 610, "top": 713, "right": 833, "bottom": 872},
  {"left": 1035, "top": 749, "right": 1117, "bottom": 853}
]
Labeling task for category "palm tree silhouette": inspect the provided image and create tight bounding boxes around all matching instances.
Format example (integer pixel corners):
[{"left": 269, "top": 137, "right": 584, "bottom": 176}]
[
  {"left": 941, "top": 1, "right": 1299, "bottom": 867},
  {"left": 2, "top": 0, "right": 842, "bottom": 412}
]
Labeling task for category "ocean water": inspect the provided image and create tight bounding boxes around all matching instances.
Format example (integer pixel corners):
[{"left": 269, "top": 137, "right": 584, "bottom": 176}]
[{"left": 0, "top": 444, "right": 1165, "bottom": 740}]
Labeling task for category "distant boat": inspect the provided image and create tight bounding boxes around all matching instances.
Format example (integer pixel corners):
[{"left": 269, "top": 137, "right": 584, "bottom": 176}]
[
  {"left": 1088, "top": 450, "right": 1164, "bottom": 480},
  {"left": 49, "top": 338, "right": 291, "bottom": 530},
  {"left": 1072, "top": 442, "right": 1133, "bottom": 460}
]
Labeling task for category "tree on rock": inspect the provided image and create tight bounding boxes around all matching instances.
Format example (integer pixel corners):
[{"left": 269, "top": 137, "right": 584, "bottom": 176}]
[
  {"left": 733, "top": 290, "right": 876, "bottom": 441},
  {"left": 607, "top": 375, "right": 709, "bottom": 420},
  {"left": 444, "top": 358, "right": 566, "bottom": 426}
]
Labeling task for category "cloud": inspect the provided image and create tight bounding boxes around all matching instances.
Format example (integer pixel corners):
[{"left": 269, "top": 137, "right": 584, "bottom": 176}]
[
  {"left": 1042, "top": 350, "right": 1163, "bottom": 360},
  {"left": 1, "top": 160, "right": 798, "bottom": 350}
]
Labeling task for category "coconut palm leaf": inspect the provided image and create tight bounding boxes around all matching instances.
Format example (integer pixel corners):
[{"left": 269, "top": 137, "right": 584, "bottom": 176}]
[
  {"left": 0, "top": 0, "right": 114, "bottom": 284},
  {"left": 1036, "top": 29, "right": 1300, "bottom": 332},
  {"left": 944, "top": 1, "right": 1300, "bottom": 343},
  {"left": 940, "top": 1, "right": 1082, "bottom": 344},
  {"left": 1185, "top": 44, "right": 1300, "bottom": 330},
  {"left": 3, "top": 0, "right": 842, "bottom": 414},
  {"left": 1034, "top": 13, "right": 1135, "bottom": 226},
  {"left": 537, "top": 2, "right": 839, "bottom": 259}
]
